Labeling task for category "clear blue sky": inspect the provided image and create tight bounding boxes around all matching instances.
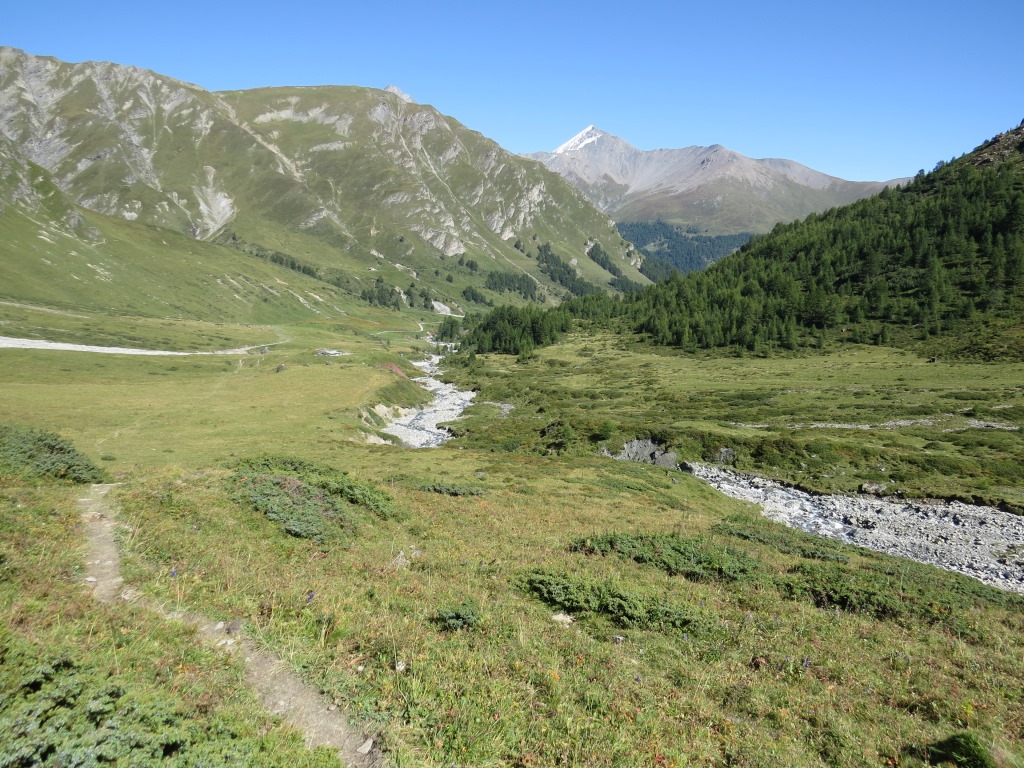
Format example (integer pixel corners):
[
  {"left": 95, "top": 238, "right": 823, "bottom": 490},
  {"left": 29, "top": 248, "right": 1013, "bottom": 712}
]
[{"left": 5, "top": 0, "right": 1022, "bottom": 181}]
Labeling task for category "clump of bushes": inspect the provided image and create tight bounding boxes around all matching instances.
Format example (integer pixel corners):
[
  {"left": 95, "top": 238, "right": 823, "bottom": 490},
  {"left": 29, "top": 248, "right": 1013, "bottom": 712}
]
[
  {"left": 234, "top": 456, "right": 396, "bottom": 519},
  {"left": 433, "top": 600, "right": 482, "bottom": 631},
  {"left": 229, "top": 456, "right": 398, "bottom": 543},
  {"left": 567, "top": 525, "right": 1023, "bottom": 632},
  {"left": 569, "top": 532, "right": 762, "bottom": 583},
  {"left": 924, "top": 731, "right": 997, "bottom": 768},
  {"left": 781, "top": 562, "right": 905, "bottom": 619},
  {"left": 712, "top": 517, "right": 850, "bottom": 563},
  {"left": 0, "top": 424, "right": 106, "bottom": 483},
  {"left": 418, "top": 483, "right": 484, "bottom": 497},
  {"left": 524, "top": 570, "right": 713, "bottom": 634},
  {"left": 0, "top": 649, "right": 255, "bottom": 766}
]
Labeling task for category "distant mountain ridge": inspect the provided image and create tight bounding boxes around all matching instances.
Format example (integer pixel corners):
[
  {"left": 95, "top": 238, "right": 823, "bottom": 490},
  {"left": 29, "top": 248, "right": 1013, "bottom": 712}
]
[
  {"left": 527, "top": 126, "right": 910, "bottom": 234},
  {"left": 0, "top": 48, "right": 645, "bottom": 320}
]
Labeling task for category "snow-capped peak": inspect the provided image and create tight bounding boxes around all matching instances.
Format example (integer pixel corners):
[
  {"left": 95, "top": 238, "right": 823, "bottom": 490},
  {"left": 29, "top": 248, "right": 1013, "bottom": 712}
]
[{"left": 555, "top": 125, "right": 606, "bottom": 154}]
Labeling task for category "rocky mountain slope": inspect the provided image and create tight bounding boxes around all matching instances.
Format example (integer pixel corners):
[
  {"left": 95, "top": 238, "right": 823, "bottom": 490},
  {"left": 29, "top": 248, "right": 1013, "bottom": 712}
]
[
  {"left": 527, "top": 126, "right": 909, "bottom": 234},
  {"left": 0, "top": 48, "right": 645, "bottom": 318}
]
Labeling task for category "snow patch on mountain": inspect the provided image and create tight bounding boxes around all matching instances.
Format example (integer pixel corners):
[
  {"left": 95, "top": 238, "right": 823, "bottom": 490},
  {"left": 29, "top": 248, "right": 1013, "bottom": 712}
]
[{"left": 555, "top": 125, "right": 605, "bottom": 154}]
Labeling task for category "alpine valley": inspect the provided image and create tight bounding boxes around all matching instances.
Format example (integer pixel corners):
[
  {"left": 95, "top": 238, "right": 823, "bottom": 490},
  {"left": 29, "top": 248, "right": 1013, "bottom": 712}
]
[{"left": 2, "top": 46, "right": 1023, "bottom": 768}]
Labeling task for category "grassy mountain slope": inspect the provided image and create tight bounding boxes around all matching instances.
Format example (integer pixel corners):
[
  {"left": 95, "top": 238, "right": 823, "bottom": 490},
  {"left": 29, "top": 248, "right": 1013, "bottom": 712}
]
[
  {"left": 616, "top": 222, "right": 753, "bottom": 279},
  {"left": 0, "top": 143, "right": 360, "bottom": 341},
  {"left": 0, "top": 47, "right": 647, "bottom": 315}
]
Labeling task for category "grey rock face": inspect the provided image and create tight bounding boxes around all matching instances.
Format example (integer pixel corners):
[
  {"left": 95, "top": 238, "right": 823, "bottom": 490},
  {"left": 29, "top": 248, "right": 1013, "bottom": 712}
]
[
  {"left": 527, "top": 126, "right": 909, "bottom": 234},
  {"left": 610, "top": 438, "right": 678, "bottom": 469}
]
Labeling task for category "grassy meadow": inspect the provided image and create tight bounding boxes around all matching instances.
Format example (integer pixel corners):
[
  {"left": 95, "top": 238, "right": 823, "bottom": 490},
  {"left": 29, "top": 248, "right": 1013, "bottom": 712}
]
[
  {"left": 447, "top": 334, "right": 1024, "bottom": 513},
  {"left": 2, "top": 312, "right": 1023, "bottom": 767}
]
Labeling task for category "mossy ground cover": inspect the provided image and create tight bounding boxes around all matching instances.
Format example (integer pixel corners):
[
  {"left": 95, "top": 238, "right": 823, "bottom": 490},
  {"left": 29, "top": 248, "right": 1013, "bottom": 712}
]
[{"left": 2, "top": 317, "right": 1023, "bottom": 765}]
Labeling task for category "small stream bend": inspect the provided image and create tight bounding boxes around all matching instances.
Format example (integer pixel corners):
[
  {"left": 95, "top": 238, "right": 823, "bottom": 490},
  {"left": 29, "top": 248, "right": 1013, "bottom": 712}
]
[{"left": 381, "top": 344, "right": 476, "bottom": 448}]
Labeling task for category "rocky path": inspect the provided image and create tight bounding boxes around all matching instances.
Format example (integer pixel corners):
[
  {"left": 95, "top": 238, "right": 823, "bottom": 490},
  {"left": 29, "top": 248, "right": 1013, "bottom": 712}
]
[{"left": 78, "top": 484, "right": 383, "bottom": 767}]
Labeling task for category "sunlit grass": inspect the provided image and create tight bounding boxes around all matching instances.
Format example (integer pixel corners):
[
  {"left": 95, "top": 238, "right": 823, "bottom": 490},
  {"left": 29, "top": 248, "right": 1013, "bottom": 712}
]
[
  {"left": 2, "top": 315, "right": 1022, "bottom": 765},
  {"left": 113, "top": 451, "right": 1024, "bottom": 767},
  {"left": 447, "top": 333, "right": 1024, "bottom": 510}
]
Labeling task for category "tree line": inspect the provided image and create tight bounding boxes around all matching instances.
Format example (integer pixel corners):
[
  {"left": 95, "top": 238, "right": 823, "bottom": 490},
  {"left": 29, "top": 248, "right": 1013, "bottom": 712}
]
[
  {"left": 616, "top": 222, "right": 753, "bottom": 280},
  {"left": 450, "top": 145, "right": 1024, "bottom": 356}
]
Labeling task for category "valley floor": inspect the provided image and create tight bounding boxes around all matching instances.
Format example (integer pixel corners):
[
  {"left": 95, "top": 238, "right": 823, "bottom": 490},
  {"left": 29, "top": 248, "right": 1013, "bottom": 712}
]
[{"left": 2, "top": 324, "right": 1022, "bottom": 767}]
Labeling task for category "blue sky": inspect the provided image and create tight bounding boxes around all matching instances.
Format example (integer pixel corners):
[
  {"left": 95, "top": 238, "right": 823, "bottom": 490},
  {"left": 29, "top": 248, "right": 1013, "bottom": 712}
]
[{"left": 5, "top": 0, "right": 1022, "bottom": 181}]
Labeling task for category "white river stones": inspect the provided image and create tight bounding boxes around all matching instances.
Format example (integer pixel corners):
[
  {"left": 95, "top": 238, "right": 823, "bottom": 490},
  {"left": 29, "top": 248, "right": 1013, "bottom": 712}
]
[
  {"left": 687, "top": 462, "right": 1024, "bottom": 595},
  {"left": 380, "top": 347, "right": 476, "bottom": 448}
]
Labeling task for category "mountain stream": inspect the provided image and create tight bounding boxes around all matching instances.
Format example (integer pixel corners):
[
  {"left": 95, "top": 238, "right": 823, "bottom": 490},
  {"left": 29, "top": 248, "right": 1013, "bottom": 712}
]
[
  {"left": 380, "top": 367, "right": 1024, "bottom": 594},
  {"left": 381, "top": 343, "right": 476, "bottom": 448}
]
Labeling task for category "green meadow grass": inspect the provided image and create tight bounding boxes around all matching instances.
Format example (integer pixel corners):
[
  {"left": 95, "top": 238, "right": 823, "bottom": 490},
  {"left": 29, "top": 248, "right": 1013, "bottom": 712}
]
[
  {"left": 0, "top": 315, "right": 436, "bottom": 470},
  {"left": 0, "top": 474, "right": 343, "bottom": 767},
  {"left": 2, "top": 316, "right": 1023, "bottom": 766},
  {"left": 112, "top": 452, "right": 1024, "bottom": 767},
  {"left": 446, "top": 333, "right": 1024, "bottom": 512}
]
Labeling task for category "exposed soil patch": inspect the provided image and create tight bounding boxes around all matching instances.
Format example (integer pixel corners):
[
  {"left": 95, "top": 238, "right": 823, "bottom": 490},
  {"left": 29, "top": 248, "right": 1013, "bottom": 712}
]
[
  {"left": 377, "top": 362, "right": 408, "bottom": 378},
  {"left": 78, "top": 483, "right": 383, "bottom": 766}
]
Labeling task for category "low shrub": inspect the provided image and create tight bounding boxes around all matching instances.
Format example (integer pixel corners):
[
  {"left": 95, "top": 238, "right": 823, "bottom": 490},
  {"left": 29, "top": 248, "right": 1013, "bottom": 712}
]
[
  {"left": 0, "top": 424, "right": 107, "bottom": 484},
  {"left": 523, "top": 570, "right": 712, "bottom": 634},
  {"left": 433, "top": 600, "right": 482, "bottom": 631},
  {"left": 229, "top": 456, "right": 399, "bottom": 543},
  {"left": 924, "top": 731, "right": 996, "bottom": 768},
  {"left": 712, "top": 518, "right": 850, "bottom": 563},
  {"left": 418, "top": 483, "right": 484, "bottom": 497},
  {"left": 0, "top": 649, "right": 255, "bottom": 766},
  {"left": 781, "top": 562, "right": 905, "bottom": 619},
  {"left": 234, "top": 455, "right": 397, "bottom": 520},
  {"left": 230, "top": 474, "right": 351, "bottom": 544},
  {"left": 569, "top": 532, "right": 762, "bottom": 583}
]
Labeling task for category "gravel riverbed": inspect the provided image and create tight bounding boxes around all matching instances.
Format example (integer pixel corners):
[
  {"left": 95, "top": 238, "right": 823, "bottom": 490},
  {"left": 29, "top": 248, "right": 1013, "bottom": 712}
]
[
  {"left": 687, "top": 463, "right": 1024, "bottom": 594},
  {"left": 380, "top": 347, "right": 476, "bottom": 448}
]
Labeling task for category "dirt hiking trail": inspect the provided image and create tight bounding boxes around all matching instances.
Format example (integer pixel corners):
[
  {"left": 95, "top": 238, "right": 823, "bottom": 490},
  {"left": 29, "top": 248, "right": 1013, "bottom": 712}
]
[{"left": 78, "top": 483, "right": 383, "bottom": 767}]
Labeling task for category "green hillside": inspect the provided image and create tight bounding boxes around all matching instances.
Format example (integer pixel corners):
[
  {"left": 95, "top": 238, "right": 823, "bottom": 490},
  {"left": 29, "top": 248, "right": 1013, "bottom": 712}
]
[
  {"left": 0, "top": 48, "right": 648, "bottom": 318},
  {"left": 461, "top": 125, "right": 1024, "bottom": 361},
  {"left": 624, "top": 129, "right": 1024, "bottom": 358},
  {"left": 615, "top": 222, "right": 753, "bottom": 280}
]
